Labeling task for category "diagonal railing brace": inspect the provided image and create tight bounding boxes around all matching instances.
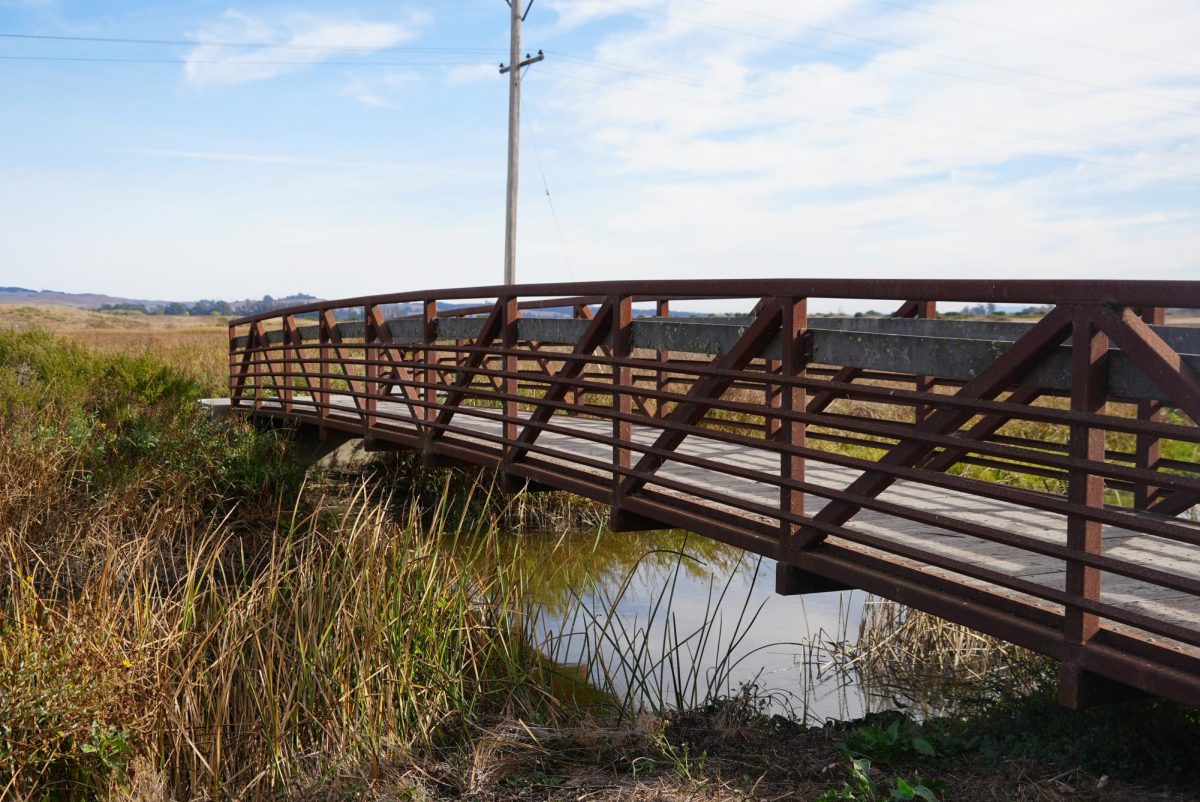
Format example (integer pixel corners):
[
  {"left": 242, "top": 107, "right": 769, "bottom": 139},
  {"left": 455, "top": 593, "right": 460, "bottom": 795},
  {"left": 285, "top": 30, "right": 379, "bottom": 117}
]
[
  {"left": 617, "top": 297, "right": 786, "bottom": 499},
  {"left": 505, "top": 299, "right": 615, "bottom": 466},
  {"left": 795, "top": 304, "right": 1076, "bottom": 546}
]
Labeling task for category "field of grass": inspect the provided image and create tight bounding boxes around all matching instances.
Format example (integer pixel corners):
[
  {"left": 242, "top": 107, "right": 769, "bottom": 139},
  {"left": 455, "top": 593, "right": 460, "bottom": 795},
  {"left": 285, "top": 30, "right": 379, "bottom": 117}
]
[{"left": 3, "top": 312, "right": 1200, "bottom": 801}]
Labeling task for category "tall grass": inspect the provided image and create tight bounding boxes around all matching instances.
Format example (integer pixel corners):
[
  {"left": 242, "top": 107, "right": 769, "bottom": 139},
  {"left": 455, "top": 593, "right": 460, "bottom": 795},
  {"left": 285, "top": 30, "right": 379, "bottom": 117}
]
[
  {"left": 0, "top": 330, "right": 557, "bottom": 799},
  {"left": 1, "top": 481, "right": 562, "bottom": 799}
]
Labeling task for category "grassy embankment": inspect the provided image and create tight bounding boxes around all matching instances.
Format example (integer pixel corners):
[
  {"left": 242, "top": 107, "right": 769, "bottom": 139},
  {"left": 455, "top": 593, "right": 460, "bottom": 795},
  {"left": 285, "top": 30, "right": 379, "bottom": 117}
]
[{"left": 3, "top": 310, "right": 1200, "bottom": 800}]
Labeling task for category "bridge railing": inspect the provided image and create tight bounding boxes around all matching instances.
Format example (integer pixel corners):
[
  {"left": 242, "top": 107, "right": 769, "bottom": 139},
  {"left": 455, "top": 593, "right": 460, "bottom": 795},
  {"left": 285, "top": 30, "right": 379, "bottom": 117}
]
[{"left": 229, "top": 279, "right": 1200, "bottom": 705}]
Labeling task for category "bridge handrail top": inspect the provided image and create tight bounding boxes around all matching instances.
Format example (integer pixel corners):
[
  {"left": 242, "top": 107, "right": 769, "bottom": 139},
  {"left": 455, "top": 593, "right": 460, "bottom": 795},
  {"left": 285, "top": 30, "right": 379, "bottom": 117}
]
[{"left": 229, "top": 278, "right": 1200, "bottom": 327}]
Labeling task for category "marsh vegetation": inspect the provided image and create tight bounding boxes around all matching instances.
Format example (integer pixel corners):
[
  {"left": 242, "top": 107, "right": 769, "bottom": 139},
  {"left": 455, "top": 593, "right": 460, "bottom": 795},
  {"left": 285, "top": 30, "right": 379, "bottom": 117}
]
[{"left": 2, "top": 315, "right": 1199, "bottom": 801}]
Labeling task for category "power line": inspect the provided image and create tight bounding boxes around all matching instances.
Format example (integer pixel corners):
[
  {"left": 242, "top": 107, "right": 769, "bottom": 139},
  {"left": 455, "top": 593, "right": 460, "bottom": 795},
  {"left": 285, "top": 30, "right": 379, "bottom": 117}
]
[
  {"left": 682, "top": 0, "right": 1198, "bottom": 109},
  {"left": 0, "top": 54, "right": 492, "bottom": 66},
  {"left": 585, "top": 0, "right": 1200, "bottom": 120},
  {"left": 522, "top": 90, "right": 576, "bottom": 281},
  {"left": 540, "top": 66, "right": 1200, "bottom": 181},
  {"left": 549, "top": 52, "right": 1200, "bottom": 165},
  {"left": 10, "top": 46, "right": 1193, "bottom": 170},
  {"left": 0, "top": 31, "right": 504, "bottom": 54}
]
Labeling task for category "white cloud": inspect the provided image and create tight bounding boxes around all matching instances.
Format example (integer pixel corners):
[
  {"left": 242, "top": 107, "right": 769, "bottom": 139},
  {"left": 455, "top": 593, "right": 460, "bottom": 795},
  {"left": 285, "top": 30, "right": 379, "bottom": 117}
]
[
  {"left": 183, "top": 9, "right": 430, "bottom": 87},
  {"left": 524, "top": 0, "right": 1200, "bottom": 289}
]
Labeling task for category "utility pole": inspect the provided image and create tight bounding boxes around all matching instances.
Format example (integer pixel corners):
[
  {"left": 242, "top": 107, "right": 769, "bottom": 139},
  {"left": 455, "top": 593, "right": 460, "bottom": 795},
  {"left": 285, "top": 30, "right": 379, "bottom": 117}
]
[{"left": 499, "top": 1, "right": 544, "bottom": 285}]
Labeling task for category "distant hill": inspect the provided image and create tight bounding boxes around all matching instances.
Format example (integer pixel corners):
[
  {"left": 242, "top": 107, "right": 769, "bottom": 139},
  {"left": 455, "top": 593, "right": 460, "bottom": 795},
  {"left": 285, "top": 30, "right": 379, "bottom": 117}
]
[
  {"left": 0, "top": 288, "right": 599, "bottom": 320},
  {"left": 0, "top": 287, "right": 320, "bottom": 316},
  {"left": 0, "top": 286, "right": 177, "bottom": 310}
]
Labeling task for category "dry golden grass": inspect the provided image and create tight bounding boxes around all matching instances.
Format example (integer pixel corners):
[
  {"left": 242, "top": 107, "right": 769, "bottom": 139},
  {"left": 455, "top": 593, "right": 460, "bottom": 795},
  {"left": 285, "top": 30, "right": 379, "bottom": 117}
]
[{"left": 0, "top": 303, "right": 228, "bottom": 332}]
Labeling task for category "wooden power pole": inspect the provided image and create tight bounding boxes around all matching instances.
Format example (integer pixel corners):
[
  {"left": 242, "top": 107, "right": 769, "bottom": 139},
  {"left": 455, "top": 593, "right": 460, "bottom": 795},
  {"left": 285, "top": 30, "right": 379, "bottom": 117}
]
[{"left": 499, "top": 1, "right": 543, "bottom": 285}]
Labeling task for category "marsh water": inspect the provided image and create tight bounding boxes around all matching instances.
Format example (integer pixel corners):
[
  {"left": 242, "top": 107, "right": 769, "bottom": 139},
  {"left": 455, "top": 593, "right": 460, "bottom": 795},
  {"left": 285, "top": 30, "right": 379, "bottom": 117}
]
[{"left": 509, "top": 526, "right": 903, "bottom": 723}]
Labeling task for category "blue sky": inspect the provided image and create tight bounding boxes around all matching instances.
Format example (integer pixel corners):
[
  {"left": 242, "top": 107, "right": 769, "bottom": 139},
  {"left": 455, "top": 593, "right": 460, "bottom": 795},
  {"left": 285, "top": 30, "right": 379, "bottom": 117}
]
[{"left": 1, "top": 0, "right": 1198, "bottom": 306}]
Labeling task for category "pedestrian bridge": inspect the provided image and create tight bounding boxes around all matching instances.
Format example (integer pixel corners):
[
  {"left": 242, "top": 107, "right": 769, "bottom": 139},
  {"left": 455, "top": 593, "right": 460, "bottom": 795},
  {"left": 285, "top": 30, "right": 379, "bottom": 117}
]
[{"left": 224, "top": 278, "right": 1200, "bottom": 709}]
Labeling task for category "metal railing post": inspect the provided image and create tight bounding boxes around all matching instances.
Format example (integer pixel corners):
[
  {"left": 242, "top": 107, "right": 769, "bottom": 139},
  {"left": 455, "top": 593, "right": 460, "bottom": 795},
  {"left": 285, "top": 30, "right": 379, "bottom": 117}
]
[
  {"left": 1061, "top": 304, "right": 1109, "bottom": 708},
  {"left": 1134, "top": 306, "right": 1164, "bottom": 509},
  {"left": 423, "top": 299, "right": 438, "bottom": 424},
  {"left": 319, "top": 309, "right": 333, "bottom": 433},
  {"left": 282, "top": 315, "right": 295, "bottom": 414},
  {"left": 780, "top": 296, "right": 808, "bottom": 551},
  {"left": 613, "top": 294, "right": 634, "bottom": 501},
  {"left": 656, "top": 298, "right": 671, "bottom": 419},
  {"left": 228, "top": 324, "right": 240, "bottom": 408},
  {"left": 252, "top": 321, "right": 266, "bottom": 410},
  {"left": 571, "top": 302, "right": 588, "bottom": 409},
  {"left": 364, "top": 305, "right": 379, "bottom": 432},
  {"left": 502, "top": 293, "right": 520, "bottom": 460},
  {"left": 766, "top": 300, "right": 782, "bottom": 438},
  {"left": 913, "top": 300, "right": 937, "bottom": 423}
]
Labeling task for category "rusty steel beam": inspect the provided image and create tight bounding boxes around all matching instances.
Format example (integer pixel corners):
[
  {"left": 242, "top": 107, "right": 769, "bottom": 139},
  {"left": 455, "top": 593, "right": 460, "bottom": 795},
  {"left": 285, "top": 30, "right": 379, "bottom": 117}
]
[{"left": 229, "top": 279, "right": 1200, "bottom": 325}]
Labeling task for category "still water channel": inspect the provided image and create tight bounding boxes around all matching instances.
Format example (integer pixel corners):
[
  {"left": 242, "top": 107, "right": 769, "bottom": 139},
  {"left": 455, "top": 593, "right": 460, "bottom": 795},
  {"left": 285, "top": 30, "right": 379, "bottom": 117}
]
[{"left": 508, "top": 526, "right": 904, "bottom": 723}]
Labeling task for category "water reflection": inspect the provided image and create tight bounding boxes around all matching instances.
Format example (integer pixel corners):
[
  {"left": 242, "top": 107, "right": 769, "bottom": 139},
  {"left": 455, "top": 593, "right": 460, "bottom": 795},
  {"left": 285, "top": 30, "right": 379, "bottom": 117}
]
[{"left": 505, "top": 527, "right": 904, "bottom": 723}]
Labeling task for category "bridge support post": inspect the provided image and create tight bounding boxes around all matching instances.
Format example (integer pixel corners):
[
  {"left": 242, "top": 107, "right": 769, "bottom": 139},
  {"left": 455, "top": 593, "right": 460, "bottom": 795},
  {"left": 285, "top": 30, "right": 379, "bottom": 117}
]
[
  {"left": 909, "top": 300, "right": 937, "bottom": 423},
  {"left": 606, "top": 294, "right": 668, "bottom": 534},
  {"left": 778, "top": 296, "right": 810, "bottom": 569},
  {"left": 656, "top": 298, "right": 671, "bottom": 419},
  {"left": 318, "top": 309, "right": 334, "bottom": 439},
  {"left": 364, "top": 305, "right": 380, "bottom": 433},
  {"left": 1133, "top": 306, "right": 1164, "bottom": 510},
  {"left": 501, "top": 294, "right": 521, "bottom": 489},
  {"left": 611, "top": 294, "right": 636, "bottom": 524},
  {"left": 423, "top": 299, "right": 438, "bottom": 429},
  {"left": 1058, "top": 663, "right": 1147, "bottom": 710},
  {"left": 1059, "top": 307, "right": 1109, "bottom": 709},
  {"left": 252, "top": 321, "right": 267, "bottom": 411},
  {"left": 775, "top": 562, "right": 852, "bottom": 595},
  {"left": 609, "top": 507, "right": 668, "bottom": 533},
  {"left": 500, "top": 471, "right": 558, "bottom": 495},
  {"left": 281, "top": 315, "right": 295, "bottom": 414}
]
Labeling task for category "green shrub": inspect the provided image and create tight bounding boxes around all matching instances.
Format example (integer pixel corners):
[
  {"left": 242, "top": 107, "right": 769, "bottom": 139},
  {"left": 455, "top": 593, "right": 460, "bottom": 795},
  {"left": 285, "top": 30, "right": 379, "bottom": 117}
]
[{"left": 0, "top": 329, "right": 302, "bottom": 511}]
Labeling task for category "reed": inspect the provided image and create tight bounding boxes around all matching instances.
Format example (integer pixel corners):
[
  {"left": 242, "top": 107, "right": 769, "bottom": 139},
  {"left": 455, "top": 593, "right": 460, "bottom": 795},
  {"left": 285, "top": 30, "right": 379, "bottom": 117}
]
[
  {"left": 849, "top": 598, "right": 1052, "bottom": 714},
  {"left": 0, "top": 329, "right": 553, "bottom": 799},
  {"left": 0, "top": 473, "right": 572, "bottom": 799}
]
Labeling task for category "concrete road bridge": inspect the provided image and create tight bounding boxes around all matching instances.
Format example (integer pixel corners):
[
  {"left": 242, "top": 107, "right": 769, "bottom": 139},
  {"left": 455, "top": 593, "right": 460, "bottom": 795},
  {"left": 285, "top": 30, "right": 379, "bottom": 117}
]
[{"left": 222, "top": 279, "right": 1200, "bottom": 709}]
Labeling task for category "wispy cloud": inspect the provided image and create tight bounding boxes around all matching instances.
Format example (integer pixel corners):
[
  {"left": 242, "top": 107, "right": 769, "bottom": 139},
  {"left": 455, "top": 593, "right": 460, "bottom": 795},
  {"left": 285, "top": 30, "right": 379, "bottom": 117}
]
[
  {"left": 341, "top": 69, "right": 421, "bottom": 108},
  {"left": 183, "top": 9, "right": 430, "bottom": 87},
  {"left": 530, "top": 0, "right": 1200, "bottom": 285}
]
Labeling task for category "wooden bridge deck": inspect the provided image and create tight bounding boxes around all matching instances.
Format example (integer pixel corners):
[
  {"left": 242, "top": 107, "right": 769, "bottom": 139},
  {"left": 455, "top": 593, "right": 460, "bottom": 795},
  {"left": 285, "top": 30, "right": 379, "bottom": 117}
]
[{"left": 253, "top": 393, "right": 1200, "bottom": 664}]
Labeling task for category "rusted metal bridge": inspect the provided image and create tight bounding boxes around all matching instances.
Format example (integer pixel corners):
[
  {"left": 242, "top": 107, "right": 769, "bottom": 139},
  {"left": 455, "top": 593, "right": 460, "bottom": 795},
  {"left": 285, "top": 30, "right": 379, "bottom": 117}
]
[{"left": 226, "top": 279, "right": 1200, "bottom": 709}]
